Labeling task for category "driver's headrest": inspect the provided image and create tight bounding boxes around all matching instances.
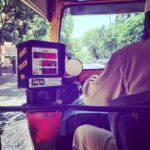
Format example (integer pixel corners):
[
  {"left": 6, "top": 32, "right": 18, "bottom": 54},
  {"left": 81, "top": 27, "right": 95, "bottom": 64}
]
[{"left": 145, "top": 0, "right": 150, "bottom": 13}]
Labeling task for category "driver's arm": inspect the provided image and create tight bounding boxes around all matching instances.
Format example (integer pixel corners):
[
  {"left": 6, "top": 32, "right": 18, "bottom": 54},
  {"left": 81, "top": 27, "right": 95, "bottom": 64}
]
[{"left": 82, "top": 51, "right": 126, "bottom": 106}]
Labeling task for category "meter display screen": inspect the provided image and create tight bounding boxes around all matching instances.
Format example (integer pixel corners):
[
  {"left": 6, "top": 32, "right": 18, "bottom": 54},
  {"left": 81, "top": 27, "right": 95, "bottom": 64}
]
[{"left": 32, "top": 47, "right": 58, "bottom": 75}]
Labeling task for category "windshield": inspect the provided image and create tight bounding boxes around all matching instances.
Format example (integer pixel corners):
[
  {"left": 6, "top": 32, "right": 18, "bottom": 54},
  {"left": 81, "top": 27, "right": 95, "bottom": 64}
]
[{"left": 60, "top": 2, "right": 144, "bottom": 65}]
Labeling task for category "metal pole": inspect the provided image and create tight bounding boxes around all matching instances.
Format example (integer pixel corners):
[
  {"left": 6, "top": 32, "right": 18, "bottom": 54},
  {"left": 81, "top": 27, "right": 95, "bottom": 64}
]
[{"left": 0, "top": 104, "right": 150, "bottom": 112}]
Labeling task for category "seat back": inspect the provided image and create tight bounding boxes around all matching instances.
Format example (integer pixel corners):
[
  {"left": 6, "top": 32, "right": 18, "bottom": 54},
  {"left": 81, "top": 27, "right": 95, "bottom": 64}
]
[{"left": 109, "top": 91, "right": 150, "bottom": 150}]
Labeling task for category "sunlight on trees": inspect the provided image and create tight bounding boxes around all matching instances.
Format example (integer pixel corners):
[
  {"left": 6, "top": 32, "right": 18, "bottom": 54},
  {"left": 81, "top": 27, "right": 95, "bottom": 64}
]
[
  {"left": 0, "top": 0, "right": 50, "bottom": 45},
  {"left": 0, "top": 0, "right": 50, "bottom": 76},
  {"left": 60, "top": 13, "right": 144, "bottom": 64}
]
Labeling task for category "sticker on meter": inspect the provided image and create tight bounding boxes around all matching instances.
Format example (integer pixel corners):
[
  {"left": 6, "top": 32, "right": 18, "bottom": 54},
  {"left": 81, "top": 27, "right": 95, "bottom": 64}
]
[{"left": 29, "top": 78, "right": 62, "bottom": 88}]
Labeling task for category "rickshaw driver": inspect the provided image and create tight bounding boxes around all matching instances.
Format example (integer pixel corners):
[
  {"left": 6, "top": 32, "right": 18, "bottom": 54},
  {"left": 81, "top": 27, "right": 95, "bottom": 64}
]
[{"left": 72, "top": 0, "right": 150, "bottom": 150}]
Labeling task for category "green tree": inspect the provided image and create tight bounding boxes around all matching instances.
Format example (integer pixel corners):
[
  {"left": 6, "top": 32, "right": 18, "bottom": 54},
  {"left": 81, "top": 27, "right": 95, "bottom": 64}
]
[
  {"left": 60, "top": 15, "right": 74, "bottom": 56},
  {"left": 82, "top": 26, "right": 107, "bottom": 61},
  {"left": 0, "top": 0, "right": 50, "bottom": 76},
  {"left": 0, "top": 0, "right": 50, "bottom": 45},
  {"left": 112, "top": 13, "right": 144, "bottom": 49},
  {"left": 59, "top": 12, "right": 144, "bottom": 64},
  {"left": 82, "top": 13, "right": 144, "bottom": 61}
]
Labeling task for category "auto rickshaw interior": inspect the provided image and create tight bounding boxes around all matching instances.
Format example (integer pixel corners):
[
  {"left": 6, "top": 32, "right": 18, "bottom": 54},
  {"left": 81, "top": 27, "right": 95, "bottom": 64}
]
[
  {"left": 55, "top": 1, "right": 145, "bottom": 149},
  {"left": 11, "top": 0, "right": 148, "bottom": 150}
]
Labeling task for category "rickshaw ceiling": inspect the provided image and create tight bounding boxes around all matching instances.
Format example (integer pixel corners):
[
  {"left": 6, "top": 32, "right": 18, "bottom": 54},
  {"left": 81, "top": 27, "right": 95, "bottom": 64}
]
[
  {"left": 20, "top": 0, "right": 145, "bottom": 21},
  {"left": 20, "top": 0, "right": 48, "bottom": 20}
]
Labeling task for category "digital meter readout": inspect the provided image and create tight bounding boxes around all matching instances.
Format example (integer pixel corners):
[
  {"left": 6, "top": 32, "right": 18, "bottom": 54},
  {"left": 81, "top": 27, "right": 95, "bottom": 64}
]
[{"left": 32, "top": 47, "right": 58, "bottom": 75}]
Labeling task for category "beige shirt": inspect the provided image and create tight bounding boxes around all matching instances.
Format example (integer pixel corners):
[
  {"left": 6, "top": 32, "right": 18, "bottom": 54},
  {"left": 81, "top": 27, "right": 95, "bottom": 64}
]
[{"left": 82, "top": 39, "right": 150, "bottom": 106}]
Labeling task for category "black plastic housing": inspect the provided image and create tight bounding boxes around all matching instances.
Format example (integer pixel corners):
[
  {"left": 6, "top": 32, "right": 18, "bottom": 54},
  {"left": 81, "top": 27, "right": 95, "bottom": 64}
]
[{"left": 17, "top": 40, "right": 65, "bottom": 89}]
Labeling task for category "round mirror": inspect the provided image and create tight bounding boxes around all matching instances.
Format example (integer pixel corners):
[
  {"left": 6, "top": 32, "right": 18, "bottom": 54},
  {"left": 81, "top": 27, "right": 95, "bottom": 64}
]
[{"left": 65, "top": 58, "right": 83, "bottom": 76}]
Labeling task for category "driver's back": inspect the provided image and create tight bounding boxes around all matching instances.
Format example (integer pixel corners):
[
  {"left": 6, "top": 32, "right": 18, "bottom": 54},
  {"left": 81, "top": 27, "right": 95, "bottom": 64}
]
[{"left": 118, "top": 39, "right": 150, "bottom": 96}]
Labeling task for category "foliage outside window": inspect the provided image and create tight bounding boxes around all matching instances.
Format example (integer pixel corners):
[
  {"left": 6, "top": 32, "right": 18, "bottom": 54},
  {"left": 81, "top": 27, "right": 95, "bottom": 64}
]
[
  {"left": 0, "top": 0, "right": 50, "bottom": 76},
  {"left": 0, "top": 0, "right": 50, "bottom": 45},
  {"left": 60, "top": 8, "right": 144, "bottom": 65}
]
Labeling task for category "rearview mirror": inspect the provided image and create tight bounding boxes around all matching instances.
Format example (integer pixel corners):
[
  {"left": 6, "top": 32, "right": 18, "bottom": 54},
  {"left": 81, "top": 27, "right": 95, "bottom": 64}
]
[{"left": 65, "top": 58, "right": 83, "bottom": 76}]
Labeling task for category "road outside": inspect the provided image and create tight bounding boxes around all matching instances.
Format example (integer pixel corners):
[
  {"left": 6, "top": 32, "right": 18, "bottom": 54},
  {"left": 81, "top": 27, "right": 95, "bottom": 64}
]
[{"left": 0, "top": 74, "right": 32, "bottom": 150}]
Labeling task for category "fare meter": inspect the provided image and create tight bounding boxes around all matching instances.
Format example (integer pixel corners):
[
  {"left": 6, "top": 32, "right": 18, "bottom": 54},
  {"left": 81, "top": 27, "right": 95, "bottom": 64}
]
[
  {"left": 17, "top": 41, "right": 66, "bottom": 149},
  {"left": 17, "top": 40, "right": 65, "bottom": 89}
]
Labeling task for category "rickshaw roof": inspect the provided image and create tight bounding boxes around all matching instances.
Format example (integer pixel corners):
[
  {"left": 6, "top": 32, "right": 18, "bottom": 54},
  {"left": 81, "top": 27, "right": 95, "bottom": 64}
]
[{"left": 20, "top": 0, "right": 145, "bottom": 21}]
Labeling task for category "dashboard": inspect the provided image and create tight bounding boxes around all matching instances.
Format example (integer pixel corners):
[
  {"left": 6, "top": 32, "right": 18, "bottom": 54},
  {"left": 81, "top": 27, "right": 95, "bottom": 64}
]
[
  {"left": 79, "top": 68, "right": 104, "bottom": 83},
  {"left": 79, "top": 64, "right": 105, "bottom": 83}
]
